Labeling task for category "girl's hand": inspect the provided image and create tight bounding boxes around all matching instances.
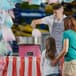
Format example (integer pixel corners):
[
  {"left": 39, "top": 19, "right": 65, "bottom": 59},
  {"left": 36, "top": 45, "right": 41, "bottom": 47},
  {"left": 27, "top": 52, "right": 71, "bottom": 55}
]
[{"left": 51, "top": 59, "right": 57, "bottom": 66}]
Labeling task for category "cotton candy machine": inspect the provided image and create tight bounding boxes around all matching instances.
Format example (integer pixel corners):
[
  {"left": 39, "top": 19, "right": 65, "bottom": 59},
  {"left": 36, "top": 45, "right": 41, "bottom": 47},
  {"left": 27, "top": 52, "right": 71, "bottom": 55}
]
[{"left": 16, "top": 37, "right": 41, "bottom": 45}]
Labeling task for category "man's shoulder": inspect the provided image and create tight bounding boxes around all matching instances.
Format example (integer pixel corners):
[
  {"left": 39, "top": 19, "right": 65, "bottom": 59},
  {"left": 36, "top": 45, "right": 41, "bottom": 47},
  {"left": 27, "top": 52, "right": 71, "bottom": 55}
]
[
  {"left": 47, "top": 14, "right": 66, "bottom": 19},
  {"left": 48, "top": 15, "right": 55, "bottom": 18},
  {"left": 46, "top": 14, "right": 66, "bottom": 18}
]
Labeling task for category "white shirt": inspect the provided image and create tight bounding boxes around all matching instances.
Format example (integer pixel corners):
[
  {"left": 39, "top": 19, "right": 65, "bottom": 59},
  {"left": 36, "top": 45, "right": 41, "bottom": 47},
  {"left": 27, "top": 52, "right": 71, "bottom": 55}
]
[
  {"left": 41, "top": 15, "right": 66, "bottom": 34},
  {"left": 41, "top": 15, "right": 66, "bottom": 53},
  {"left": 40, "top": 50, "right": 59, "bottom": 76}
]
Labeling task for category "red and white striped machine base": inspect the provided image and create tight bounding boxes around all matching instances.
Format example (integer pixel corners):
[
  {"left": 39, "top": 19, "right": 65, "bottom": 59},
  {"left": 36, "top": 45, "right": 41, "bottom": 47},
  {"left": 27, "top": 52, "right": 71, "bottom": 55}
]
[{"left": 0, "top": 56, "right": 41, "bottom": 76}]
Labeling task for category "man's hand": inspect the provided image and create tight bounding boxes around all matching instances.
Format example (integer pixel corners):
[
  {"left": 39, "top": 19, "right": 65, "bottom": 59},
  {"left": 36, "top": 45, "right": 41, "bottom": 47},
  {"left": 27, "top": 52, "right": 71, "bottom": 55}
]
[
  {"left": 31, "top": 19, "right": 42, "bottom": 28},
  {"left": 31, "top": 20, "right": 36, "bottom": 28}
]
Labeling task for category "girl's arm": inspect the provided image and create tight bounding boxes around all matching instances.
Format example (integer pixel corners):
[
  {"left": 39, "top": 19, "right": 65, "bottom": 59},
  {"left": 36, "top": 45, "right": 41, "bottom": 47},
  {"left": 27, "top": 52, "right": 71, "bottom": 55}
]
[
  {"left": 40, "top": 50, "right": 45, "bottom": 75},
  {"left": 52, "top": 39, "right": 69, "bottom": 65}
]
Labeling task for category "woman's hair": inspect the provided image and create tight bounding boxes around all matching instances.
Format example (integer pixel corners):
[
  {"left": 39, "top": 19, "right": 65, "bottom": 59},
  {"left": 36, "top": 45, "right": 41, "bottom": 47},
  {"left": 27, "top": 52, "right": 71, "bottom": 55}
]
[
  {"left": 45, "top": 37, "right": 57, "bottom": 60},
  {"left": 64, "top": 16, "right": 76, "bottom": 31}
]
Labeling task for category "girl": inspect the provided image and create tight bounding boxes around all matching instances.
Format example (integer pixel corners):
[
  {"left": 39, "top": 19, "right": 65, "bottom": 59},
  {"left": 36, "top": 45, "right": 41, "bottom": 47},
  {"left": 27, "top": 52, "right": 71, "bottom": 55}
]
[
  {"left": 41, "top": 37, "right": 60, "bottom": 76},
  {"left": 52, "top": 16, "right": 76, "bottom": 76}
]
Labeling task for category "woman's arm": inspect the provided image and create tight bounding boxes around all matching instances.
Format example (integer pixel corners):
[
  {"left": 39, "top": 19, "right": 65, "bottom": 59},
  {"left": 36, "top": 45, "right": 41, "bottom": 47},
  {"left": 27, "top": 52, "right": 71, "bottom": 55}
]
[{"left": 52, "top": 39, "right": 69, "bottom": 65}]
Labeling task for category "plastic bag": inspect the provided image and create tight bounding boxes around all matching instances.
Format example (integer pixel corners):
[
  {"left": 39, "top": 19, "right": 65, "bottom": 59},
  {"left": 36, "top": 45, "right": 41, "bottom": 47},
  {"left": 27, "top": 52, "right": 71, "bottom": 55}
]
[
  {"left": 0, "top": 40, "right": 12, "bottom": 56},
  {"left": 48, "top": 0, "right": 58, "bottom": 4},
  {"left": 2, "top": 25, "right": 15, "bottom": 42},
  {"left": 5, "top": 14, "right": 13, "bottom": 28},
  {"left": 0, "top": 10, "right": 13, "bottom": 28}
]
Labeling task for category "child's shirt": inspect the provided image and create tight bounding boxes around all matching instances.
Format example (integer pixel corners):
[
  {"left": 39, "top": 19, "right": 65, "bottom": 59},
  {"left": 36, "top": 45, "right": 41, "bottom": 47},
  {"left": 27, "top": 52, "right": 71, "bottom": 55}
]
[{"left": 41, "top": 49, "right": 59, "bottom": 76}]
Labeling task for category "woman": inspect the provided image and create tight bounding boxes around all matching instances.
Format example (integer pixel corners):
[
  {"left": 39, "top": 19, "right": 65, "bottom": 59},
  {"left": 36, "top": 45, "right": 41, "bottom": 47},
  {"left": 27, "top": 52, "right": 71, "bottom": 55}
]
[{"left": 52, "top": 16, "right": 76, "bottom": 76}]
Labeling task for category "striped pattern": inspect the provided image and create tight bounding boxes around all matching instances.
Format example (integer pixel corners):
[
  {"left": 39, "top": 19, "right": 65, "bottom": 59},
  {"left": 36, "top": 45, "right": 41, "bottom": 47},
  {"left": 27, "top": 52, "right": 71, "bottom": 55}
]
[{"left": 0, "top": 56, "right": 41, "bottom": 76}]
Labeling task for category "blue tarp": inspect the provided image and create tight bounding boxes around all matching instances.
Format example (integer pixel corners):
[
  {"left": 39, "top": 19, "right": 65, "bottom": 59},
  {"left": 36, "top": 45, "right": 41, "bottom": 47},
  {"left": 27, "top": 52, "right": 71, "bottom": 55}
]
[
  {"left": 11, "top": 0, "right": 22, "bottom": 4},
  {"left": 0, "top": 0, "right": 15, "bottom": 10},
  {"left": 14, "top": 8, "right": 46, "bottom": 24},
  {"left": 64, "top": 0, "right": 74, "bottom": 3},
  {"left": 0, "top": 0, "right": 23, "bottom": 10},
  {"left": 30, "top": 0, "right": 41, "bottom": 5}
]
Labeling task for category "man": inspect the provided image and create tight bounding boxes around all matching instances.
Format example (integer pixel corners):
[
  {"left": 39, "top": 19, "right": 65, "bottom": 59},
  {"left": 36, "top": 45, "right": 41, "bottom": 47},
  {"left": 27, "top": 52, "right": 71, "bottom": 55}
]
[{"left": 31, "top": 3, "right": 66, "bottom": 54}]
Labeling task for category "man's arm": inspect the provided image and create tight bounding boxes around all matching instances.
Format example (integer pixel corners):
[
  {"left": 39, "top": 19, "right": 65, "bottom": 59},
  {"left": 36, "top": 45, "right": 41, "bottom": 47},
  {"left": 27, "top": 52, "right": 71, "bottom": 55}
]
[
  {"left": 31, "top": 15, "right": 51, "bottom": 28},
  {"left": 31, "top": 19, "right": 43, "bottom": 28}
]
